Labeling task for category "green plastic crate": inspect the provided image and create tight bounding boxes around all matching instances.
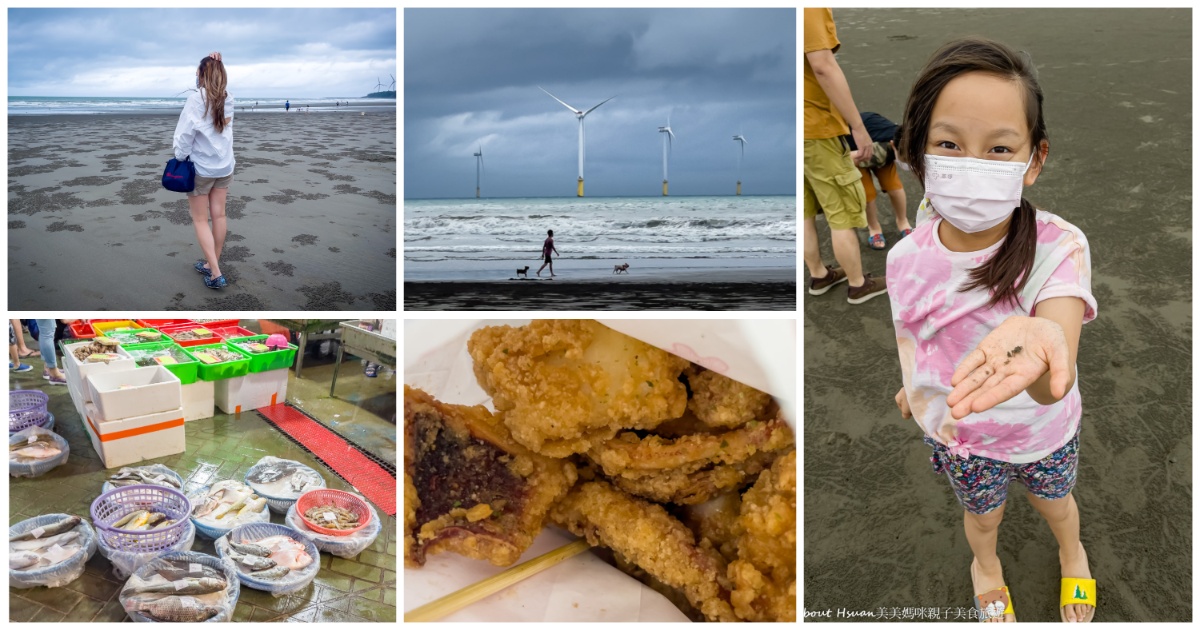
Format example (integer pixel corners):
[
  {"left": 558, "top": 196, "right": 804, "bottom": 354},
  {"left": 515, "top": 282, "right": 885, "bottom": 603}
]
[
  {"left": 184, "top": 343, "right": 250, "bottom": 381},
  {"left": 100, "top": 328, "right": 166, "bottom": 346},
  {"left": 226, "top": 335, "right": 298, "bottom": 373},
  {"left": 122, "top": 341, "right": 200, "bottom": 385}
]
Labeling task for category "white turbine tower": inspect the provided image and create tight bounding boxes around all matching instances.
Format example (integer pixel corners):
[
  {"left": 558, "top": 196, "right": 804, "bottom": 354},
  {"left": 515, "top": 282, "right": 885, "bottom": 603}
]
[
  {"left": 658, "top": 114, "right": 675, "bottom": 196},
  {"left": 539, "top": 86, "right": 614, "bottom": 197},
  {"left": 473, "top": 145, "right": 483, "bottom": 198},
  {"left": 733, "top": 132, "right": 749, "bottom": 196}
]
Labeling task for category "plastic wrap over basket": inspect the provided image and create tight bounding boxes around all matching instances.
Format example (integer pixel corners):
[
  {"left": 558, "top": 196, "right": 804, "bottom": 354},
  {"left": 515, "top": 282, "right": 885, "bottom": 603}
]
[
  {"left": 99, "top": 519, "right": 196, "bottom": 581},
  {"left": 119, "top": 550, "right": 240, "bottom": 623},
  {"left": 101, "top": 464, "right": 186, "bottom": 495},
  {"left": 284, "top": 497, "right": 381, "bottom": 558},
  {"left": 188, "top": 480, "right": 270, "bottom": 539},
  {"left": 214, "top": 522, "right": 321, "bottom": 597},
  {"left": 90, "top": 485, "right": 191, "bottom": 553},
  {"left": 9, "top": 425, "right": 69, "bottom": 478},
  {"left": 243, "top": 456, "right": 327, "bottom": 514},
  {"left": 9, "top": 513, "right": 98, "bottom": 589}
]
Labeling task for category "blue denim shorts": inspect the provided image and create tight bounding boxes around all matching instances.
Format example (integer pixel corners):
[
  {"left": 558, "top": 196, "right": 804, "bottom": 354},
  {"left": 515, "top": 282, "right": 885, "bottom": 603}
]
[{"left": 925, "top": 424, "right": 1080, "bottom": 515}]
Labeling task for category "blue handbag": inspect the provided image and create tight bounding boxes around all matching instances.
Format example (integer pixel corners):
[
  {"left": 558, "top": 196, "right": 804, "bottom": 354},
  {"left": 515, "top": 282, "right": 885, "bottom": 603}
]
[{"left": 162, "top": 156, "right": 195, "bottom": 193}]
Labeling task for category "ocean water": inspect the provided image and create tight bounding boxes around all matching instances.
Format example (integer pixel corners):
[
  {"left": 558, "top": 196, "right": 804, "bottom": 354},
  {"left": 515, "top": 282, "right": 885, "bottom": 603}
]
[
  {"left": 9, "top": 96, "right": 397, "bottom": 116},
  {"left": 404, "top": 195, "right": 796, "bottom": 280}
]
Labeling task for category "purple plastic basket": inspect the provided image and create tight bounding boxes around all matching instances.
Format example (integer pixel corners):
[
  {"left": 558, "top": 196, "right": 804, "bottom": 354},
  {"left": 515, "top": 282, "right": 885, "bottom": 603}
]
[
  {"left": 90, "top": 484, "right": 192, "bottom": 553},
  {"left": 9, "top": 390, "right": 49, "bottom": 432}
]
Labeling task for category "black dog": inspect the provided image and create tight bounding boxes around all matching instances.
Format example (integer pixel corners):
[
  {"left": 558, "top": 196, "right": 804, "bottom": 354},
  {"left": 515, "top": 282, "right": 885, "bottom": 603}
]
[{"left": 516, "top": 266, "right": 530, "bottom": 277}]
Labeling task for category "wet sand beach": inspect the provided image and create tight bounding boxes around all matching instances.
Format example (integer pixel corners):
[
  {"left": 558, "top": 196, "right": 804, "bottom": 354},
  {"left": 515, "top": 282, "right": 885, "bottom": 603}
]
[
  {"left": 405, "top": 269, "right": 796, "bottom": 310},
  {"left": 9, "top": 111, "right": 397, "bottom": 310},
  {"left": 804, "top": 8, "right": 1190, "bottom": 622}
]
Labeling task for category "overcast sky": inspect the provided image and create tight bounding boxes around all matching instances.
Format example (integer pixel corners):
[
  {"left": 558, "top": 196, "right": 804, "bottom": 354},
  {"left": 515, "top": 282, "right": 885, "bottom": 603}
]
[
  {"left": 8, "top": 9, "right": 396, "bottom": 98},
  {"left": 405, "top": 8, "right": 796, "bottom": 199}
]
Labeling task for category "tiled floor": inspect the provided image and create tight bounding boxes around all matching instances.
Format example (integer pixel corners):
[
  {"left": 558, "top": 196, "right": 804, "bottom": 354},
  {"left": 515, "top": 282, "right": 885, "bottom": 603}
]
[{"left": 8, "top": 328, "right": 397, "bottom": 622}]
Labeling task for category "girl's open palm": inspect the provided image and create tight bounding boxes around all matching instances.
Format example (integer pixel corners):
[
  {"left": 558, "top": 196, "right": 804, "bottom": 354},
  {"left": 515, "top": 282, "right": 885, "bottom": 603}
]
[{"left": 946, "top": 316, "right": 1071, "bottom": 419}]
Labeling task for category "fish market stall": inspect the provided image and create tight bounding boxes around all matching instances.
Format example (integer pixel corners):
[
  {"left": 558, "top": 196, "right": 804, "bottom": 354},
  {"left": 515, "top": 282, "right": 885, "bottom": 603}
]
[{"left": 9, "top": 318, "right": 397, "bottom": 623}]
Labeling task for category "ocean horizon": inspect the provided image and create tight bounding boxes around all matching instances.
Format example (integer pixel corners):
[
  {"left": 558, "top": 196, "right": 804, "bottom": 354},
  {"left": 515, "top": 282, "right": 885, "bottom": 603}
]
[{"left": 9, "top": 95, "right": 397, "bottom": 115}]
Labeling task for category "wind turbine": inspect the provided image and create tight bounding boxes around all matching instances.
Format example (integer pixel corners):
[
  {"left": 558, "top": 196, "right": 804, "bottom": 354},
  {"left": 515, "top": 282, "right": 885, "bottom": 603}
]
[
  {"left": 539, "top": 86, "right": 615, "bottom": 197},
  {"left": 375, "top": 77, "right": 385, "bottom": 92},
  {"left": 473, "top": 145, "right": 484, "bottom": 198},
  {"left": 389, "top": 74, "right": 396, "bottom": 91},
  {"left": 658, "top": 114, "right": 675, "bottom": 196},
  {"left": 733, "top": 132, "right": 749, "bottom": 196}
]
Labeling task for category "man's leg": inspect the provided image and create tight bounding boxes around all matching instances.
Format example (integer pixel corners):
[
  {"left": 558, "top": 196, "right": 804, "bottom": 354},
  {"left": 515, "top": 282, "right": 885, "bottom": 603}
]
[
  {"left": 803, "top": 217, "right": 827, "bottom": 278},
  {"left": 829, "top": 228, "right": 865, "bottom": 287}
]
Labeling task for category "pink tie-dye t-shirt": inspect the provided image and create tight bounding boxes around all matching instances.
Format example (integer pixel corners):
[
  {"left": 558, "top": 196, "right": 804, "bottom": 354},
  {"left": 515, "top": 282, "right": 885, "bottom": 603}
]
[{"left": 888, "top": 199, "right": 1097, "bottom": 464}]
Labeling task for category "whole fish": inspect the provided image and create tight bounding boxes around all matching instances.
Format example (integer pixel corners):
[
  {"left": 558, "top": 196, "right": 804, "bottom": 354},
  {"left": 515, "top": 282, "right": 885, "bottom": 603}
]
[
  {"left": 228, "top": 540, "right": 271, "bottom": 557},
  {"left": 228, "top": 550, "right": 276, "bottom": 571},
  {"left": 133, "top": 597, "right": 222, "bottom": 623},
  {"left": 112, "top": 510, "right": 148, "bottom": 529},
  {"left": 192, "top": 488, "right": 226, "bottom": 517},
  {"left": 249, "top": 565, "right": 291, "bottom": 580},
  {"left": 10, "top": 443, "right": 61, "bottom": 460},
  {"left": 10, "top": 530, "right": 80, "bottom": 551},
  {"left": 214, "top": 497, "right": 247, "bottom": 520},
  {"left": 10, "top": 551, "right": 41, "bottom": 570},
  {"left": 8, "top": 434, "right": 56, "bottom": 451},
  {"left": 10, "top": 515, "right": 81, "bottom": 542},
  {"left": 269, "top": 547, "right": 313, "bottom": 571},
  {"left": 122, "top": 576, "right": 227, "bottom": 597},
  {"left": 247, "top": 464, "right": 294, "bottom": 484},
  {"left": 154, "top": 564, "right": 224, "bottom": 582},
  {"left": 144, "top": 513, "right": 167, "bottom": 527},
  {"left": 108, "top": 468, "right": 181, "bottom": 489},
  {"left": 238, "top": 497, "right": 267, "bottom": 517}
]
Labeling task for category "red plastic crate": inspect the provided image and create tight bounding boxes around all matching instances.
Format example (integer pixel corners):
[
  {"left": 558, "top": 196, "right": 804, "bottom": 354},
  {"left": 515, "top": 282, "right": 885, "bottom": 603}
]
[
  {"left": 159, "top": 323, "right": 219, "bottom": 348},
  {"left": 69, "top": 322, "right": 96, "bottom": 339},
  {"left": 207, "top": 325, "right": 255, "bottom": 340},
  {"left": 189, "top": 319, "right": 240, "bottom": 329},
  {"left": 137, "top": 319, "right": 193, "bottom": 329}
]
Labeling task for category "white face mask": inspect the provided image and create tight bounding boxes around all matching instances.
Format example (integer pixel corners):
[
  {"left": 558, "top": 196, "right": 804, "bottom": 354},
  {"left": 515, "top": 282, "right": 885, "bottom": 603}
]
[{"left": 923, "top": 153, "right": 1035, "bottom": 233}]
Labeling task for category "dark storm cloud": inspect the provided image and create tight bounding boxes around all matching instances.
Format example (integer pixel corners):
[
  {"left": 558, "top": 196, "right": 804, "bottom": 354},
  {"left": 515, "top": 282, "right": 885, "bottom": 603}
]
[
  {"left": 404, "top": 8, "right": 796, "bottom": 198},
  {"left": 9, "top": 9, "right": 395, "bottom": 97}
]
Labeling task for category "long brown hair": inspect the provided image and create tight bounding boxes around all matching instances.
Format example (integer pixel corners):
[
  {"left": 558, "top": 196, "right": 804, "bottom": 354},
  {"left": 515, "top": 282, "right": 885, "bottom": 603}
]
[
  {"left": 899, "top": 37, "right": 1048, "bottom": 309},
  {"left": 198, "top": 56, "right": 228, "bottom": 133}
]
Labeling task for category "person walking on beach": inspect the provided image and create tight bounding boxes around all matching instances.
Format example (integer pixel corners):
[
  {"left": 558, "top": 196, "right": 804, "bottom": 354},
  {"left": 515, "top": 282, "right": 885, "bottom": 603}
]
[
  {"left": 890, "top": 38, "right": 1097, "bottom": 622},
  {"left": 285, "top": 99, "right": 290, "bottom": 113},
  {"left": 174, "top": 51, "right": 235, "bottom": 289},
  {"left": 537, "top": 229, "right": 559, "bottom": 277},
  {"left": 803, "top": 8, "right": 887, "bottom": 304}
]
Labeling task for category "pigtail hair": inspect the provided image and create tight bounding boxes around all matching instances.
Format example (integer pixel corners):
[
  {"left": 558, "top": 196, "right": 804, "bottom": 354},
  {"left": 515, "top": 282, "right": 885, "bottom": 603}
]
[{"left": 960, "top": 197, "right": 1038, "bottom": 309}]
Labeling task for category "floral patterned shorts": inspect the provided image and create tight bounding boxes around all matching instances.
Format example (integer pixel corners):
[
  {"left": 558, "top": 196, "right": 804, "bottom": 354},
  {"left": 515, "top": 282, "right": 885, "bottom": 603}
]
[{"left": 924, "top": 425, "right": 1080, "bottom": 515}]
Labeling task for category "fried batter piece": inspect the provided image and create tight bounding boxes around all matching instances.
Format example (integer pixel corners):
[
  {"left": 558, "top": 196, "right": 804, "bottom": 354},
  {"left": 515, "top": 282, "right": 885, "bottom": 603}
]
[
  {"left": 550, "top": 480, "right": 738, "bottom": 622},
  {"left": 680, "top": 491, "right": 744, "bottom": 564},
  {"left": 586, "top": 412, "right": 794, "bottom": 504},
  {"left": 687, "top": 369, "right": 773, "bottom": 429},
  {"left": 728, "top": 450, "right": 796, "bottom": 622},
  {"left": 404, "top": 386, "right": 576, "bottom": 568},
  {"left": 467, "top": 320, "right": 690, "bottom": 457}
]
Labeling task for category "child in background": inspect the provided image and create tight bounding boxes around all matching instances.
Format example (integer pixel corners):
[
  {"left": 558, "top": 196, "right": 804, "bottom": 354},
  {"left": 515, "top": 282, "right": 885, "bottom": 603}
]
[
  {"left": 853, "top": 112, "right": 913, "bottom": 250},
  {"left": 889, "top": 38, "right": 1098, "bottom": 622}
]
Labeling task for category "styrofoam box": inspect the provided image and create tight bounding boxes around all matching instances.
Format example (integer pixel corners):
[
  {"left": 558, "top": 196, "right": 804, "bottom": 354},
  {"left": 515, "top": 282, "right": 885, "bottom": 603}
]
[
  {"left": 215, "top": 369, "right": 288, "bottom": 414},
  {"left": 182, "top": 380, "right": 215, "bottom": 422},
  {"left": 86, "top": 366, "right": 182, "bottom": 422},
  {"left": 62, "top": 342, "right": 136, "bottom": 402},
  {"left": 83, "top": 402, "right": 186, "bottom": 469},
  {"left": 67, "top": 379, "right": 87, "bottom": 424}
]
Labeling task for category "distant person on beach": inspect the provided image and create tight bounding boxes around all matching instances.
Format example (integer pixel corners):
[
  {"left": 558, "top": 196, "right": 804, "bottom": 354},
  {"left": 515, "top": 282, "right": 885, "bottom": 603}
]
[
  {"left": 803, "top": 8, "right": 887, "bottom": 304},
  {"left": 174, "top": 51, "right": 234, "bottom": 289},
  {"left": 285, "top": 100, "right": 290, "bottom": 112},
  {"left": 890, "top": 38, "right": 1096, "bottom": 623},
  {"left": 848, "top": 112, "right": 913, "bottom": 250},
  {"left": 537, "top": 229, "right": 559, "bottom": 277}
]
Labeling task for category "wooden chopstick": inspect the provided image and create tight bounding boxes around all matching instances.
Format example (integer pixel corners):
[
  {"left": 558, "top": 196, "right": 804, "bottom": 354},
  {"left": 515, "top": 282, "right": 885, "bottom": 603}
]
[{"left": 404, "top": 539, "right": 591, "bottom": 622}]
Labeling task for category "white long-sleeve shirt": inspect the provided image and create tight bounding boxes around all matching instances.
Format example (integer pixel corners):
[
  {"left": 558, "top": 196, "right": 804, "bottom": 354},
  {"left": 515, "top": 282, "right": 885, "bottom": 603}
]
[{"left": 173, "top": 89, "right": 235, "bottom": 178}]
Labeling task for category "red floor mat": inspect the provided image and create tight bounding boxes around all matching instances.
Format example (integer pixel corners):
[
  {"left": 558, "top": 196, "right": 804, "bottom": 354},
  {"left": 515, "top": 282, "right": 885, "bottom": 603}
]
[{"left": 257, "top": 405, "right": 396, "bottom": 515}]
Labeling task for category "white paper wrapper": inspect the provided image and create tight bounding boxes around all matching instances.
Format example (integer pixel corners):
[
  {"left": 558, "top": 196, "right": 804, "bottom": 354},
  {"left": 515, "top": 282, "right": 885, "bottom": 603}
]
[{"left": 403, "top": 319, "right": 796, "bottom": 622}]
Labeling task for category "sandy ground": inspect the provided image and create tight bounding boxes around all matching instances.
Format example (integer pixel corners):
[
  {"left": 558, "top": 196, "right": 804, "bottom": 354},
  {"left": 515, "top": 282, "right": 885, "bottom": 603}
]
[
  {"left": 804, "top": 8, "right": 1190, "bottom": 622},
  {"left": 405, "top": 269, "right": 796, "bottom": 310},
  {"left": 9, "top": 112, "right": 397, "bottom": 310}
]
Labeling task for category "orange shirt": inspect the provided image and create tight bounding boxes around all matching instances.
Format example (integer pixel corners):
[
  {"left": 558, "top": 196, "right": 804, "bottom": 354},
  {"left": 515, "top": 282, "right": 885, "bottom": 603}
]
[{"left": 804, "top": 8, "right": 848, "bottom": 139}]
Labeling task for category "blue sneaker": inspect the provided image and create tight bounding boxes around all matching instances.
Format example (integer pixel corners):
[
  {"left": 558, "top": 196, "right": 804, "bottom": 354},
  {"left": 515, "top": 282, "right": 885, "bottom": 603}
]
[
  {"left": 194, "top": 260, "right": 212, "bottom": 276},
  {"left": 11, "top": 363, "right": 32, "bottom": 373},
  {"left": 204, "top": 274, "right": 228, "bottom": 289}
]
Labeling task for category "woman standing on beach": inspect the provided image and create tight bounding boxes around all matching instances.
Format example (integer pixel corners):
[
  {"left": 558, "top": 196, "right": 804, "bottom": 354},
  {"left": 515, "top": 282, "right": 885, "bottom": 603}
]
[{"left": 173, "top": 51, "right": 234, "bottom": 289}]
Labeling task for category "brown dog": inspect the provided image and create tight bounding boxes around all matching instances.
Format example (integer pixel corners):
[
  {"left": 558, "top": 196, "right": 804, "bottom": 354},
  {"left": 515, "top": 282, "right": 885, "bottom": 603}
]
[{"left": 612, "top": 263, "right": 630, "bottom": 274}]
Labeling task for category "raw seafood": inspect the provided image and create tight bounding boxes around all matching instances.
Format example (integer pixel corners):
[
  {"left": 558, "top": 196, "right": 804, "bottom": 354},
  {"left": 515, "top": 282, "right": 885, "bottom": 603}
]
[
  {"left": 190, "top": 348, "right": 242, "bottom": 364},
  {"left": 130, "top": 597, "right": 222, "bottom": 623},
  {"left": 727, "top": 451, "right": 796, "bottom": 622},
  {"left": 550, "top": 480, "right": 737, "bottom": 622},
  {"left": 121, "top": 575, "right": 227, "bottom": 597},
  {"left": 224, "top": 535, "right": 311, "bottom": 577},
  {"left": 246, "top": 461, "right": 322, "bottom": 498},
  {"left": 233, "top": 341, "right": 273, "bottom": 353},
  {"left": 9, "top": 442, "right": 61, "bottom": 461},
  {"left": 687, "top": 369, "right": 773, "bottom": 429},
  {"left": 112, "top": 509, "right": 176, "bottom": 532},
  {"left": 227, "top": 550, "right": 275, "bottom": 570},
  {"left": 10, "top": 530, "right": 81, "bottom": 551},
  {"left": 404, "top": 386, "right": 576, "bottom": 568},
  {"left": 303, "top": 505, "right": 359, "bottom": 530},
  {"left": 250, "top": 566, "right": 290, "bottom": 579},
  {"left": 71, "top": 339, "right": 122, "bottom": 363},
  {"left": 228, "top": 539, "right": 270, "bottom": 557},
  {"left": 9, "top": 516, "right": 85, "bottom": 571},
  {"left": 191, "top": 481, "right": 265, "bottom": 524},
  {"left": 107, "top": 466, "right": 182, "bottom": 489},
  {"left": 466, "top": 320, "right": 690, "bottom": 456},
  {"left": 10, "top": 515, "right": 81, "bottom": 541}
]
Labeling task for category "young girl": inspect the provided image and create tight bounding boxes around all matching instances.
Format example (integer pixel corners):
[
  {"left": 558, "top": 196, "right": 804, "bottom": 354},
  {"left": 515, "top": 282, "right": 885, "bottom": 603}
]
[
  {"left": 888, "top": 38, "right": 1098, "bottom": 623},
  {"left": 173, "top": 51, "right": 235, "bottom": 290}
]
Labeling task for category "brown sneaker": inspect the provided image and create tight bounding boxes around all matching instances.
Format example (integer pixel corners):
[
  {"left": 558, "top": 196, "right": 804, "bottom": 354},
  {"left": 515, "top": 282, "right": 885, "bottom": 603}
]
[
  {"left": 808, "top": 265, "right": 848, "bottom": 295},
  {"left": 847, "top": 273, "right": 888, "bottom": 304}
]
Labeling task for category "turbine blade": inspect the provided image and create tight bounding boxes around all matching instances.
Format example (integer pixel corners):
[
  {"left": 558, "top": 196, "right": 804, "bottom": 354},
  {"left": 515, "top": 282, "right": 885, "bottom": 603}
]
[
  {"left": 581, "top": 95, "right": 615, "bottom": 117},
  {"left": 539, "top": 86, "right": 580, "bottom": 114}
]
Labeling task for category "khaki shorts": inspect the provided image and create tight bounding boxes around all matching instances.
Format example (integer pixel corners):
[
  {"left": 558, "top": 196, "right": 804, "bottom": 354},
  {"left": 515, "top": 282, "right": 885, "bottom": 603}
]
[
  {"left": 859, "top": 160, "right": 903, "bottom": 204},
  {"left": 188, "top": 173, "right": 234, "bottom": 197},
  {"left": 804, "top": 137, "right": 866, "bottom": 229}
]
